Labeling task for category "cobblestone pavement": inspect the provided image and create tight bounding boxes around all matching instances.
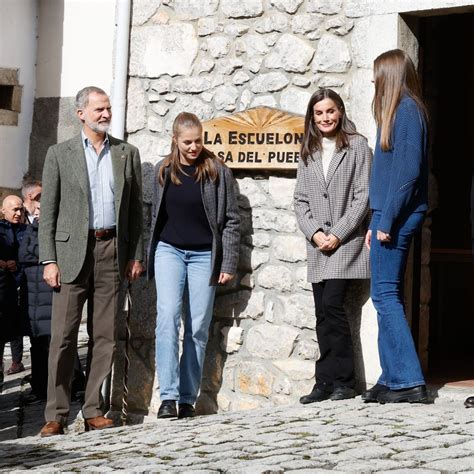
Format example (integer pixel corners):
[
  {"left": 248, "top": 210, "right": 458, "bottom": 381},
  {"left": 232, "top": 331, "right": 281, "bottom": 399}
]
[{"left": 1, "top": 361, "right": 474, "bottom": 474}]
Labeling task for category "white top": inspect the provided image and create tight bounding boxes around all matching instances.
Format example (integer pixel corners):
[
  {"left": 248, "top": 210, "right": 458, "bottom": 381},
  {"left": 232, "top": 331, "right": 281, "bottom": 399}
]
[{"left": 321, "top": 136, "right": 337, "bottom": 180}]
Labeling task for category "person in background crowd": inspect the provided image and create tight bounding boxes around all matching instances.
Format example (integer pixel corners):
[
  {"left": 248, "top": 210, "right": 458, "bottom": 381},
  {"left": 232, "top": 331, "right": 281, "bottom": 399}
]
[
  {"left": 294, "top": 89, "right": 371, "bottom": 404},
  {"left": 38, "top": 86, "right": 144, "bottom": 436},
  {"left": 21, "top": 177, "right": 42, "bottom": 224},
  {"left": 147, "top": 112, "right": 240, "bottom": 419},
  {"left": 0, "top": 195, "right": 27, "bottom": 383},
  {"left": 363, "top": 49, "right": 429, "bottom": 404}
]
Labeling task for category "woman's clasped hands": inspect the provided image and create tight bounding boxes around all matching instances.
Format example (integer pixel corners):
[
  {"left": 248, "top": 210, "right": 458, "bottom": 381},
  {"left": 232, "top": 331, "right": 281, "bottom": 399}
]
[{"left": 312, "top": 231, "right": 340, "bottom": 251}]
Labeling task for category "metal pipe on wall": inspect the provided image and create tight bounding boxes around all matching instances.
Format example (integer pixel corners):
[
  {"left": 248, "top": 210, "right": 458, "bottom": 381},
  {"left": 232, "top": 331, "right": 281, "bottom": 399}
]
[{"left": 110, "top": 0, "right": 131, "bottom": 140}]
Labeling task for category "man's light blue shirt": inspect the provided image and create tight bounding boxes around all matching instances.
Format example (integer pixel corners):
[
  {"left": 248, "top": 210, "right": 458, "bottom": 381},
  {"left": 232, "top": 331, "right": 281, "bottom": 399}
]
[{"left": 82, "top": 131, "right": 116, "bottom": 230}]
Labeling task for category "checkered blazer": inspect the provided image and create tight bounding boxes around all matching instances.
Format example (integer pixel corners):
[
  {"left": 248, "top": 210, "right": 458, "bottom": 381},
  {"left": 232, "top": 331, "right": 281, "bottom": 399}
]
[
  {"left": 147, "top": 159, "right": 240, "bottom": 285},
  {"left": 294, "top": 134, "right": 371, "bottom": 283}
]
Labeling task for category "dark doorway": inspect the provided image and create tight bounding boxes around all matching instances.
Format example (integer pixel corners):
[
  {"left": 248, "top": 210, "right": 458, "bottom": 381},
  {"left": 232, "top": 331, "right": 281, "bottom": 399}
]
[{"left": 419, "top": 12, "right": 474, "bottom": 384}]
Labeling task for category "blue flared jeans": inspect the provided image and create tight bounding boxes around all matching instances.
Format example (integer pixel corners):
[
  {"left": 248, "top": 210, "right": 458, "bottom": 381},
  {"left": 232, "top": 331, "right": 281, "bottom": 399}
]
[
  {"left": 154, "top": 241, "right": 216, "bottom": 405},
  {"left": 370, "top": 210, "right": 426, "bottom": 389}
]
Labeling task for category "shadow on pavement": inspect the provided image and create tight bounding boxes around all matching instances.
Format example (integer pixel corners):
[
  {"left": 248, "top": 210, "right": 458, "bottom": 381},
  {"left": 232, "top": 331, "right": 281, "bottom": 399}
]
[{"left": 0, "top": 440, "right": 81, "bottom": 471}]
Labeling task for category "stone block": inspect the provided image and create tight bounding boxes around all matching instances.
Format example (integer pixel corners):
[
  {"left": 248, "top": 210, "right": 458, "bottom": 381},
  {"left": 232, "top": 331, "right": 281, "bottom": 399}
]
[
  {"left": 150, "top": 78, "right": 170, "bottom": 94},
  {"left": 197, "top": 17, "right": 219, "bottom": 36},
  {"left": 214, "top": 290, "right": 265, "bottom": 320},
  {"left": 132, "top": 0, "right": 161, "bottom": 26},
  {"left": 348, "top": 69, "right": 376, "bottom": 146},
  {"left": 174, "top": 0, "right": 219, "bottom": 20},
  {"left": 214, "top": 85, "right": 239, "bottom": 112},
  {"left": 265, "top": 34, "right": 315, "bottom": 73},
  {"left": 294, "top": 266, "right": 311, "bottom": 292},
  {"left": 312, "top": 34, "right": 351, "bottom": 72},
  {"left": 130, "top": 24, "right": 198, "bottom": 77},
  {"left": 236, "top": 361, "right": 273, "bottom": 397},
  {"left": 273, "top": 359, "right": 315, "bottom": 380},
  {"left": 325, "top": 17, "right": 354, "bottom": 36},
  {"left": 280, "top": 87, "right": 311, "bottom": 115},
  {"left": 273, "top": 235, "right": 306, "bottom": 263},
  {"left": 126, "top": 78, "right": 147, "bottom": 133},
  {"left": 246, "top": 324, "right": 299, "bottom": 359},
  {"left": 224, "top": 22, "right": 251, "bottom": 37},
  {"left": 248, "top": 57, "right": 264, "bottom": 74},
  {"left": 239, "top": 89, "right": 253, "bottom": 110},
  {"left": 268, "top": 176, "right": 296, "bottom": 209},
  {"left": 295, "top": 339, "right": 319, "bottom": 360},
  {"left": 128, "top": 132, "right": 170, "bottom": 165},
  {"left": 291, "top": 14, "right": 324, "bottom": 34},
  {"left": 255, "top": 13, "right": 289, "bottom": 33},
  {"left": 250, "top": 72, "right": 289, "bottom": 93},
  {"left": 278, "top": 293, "right": 315, "bottom": 329},
  {"left": 207, "top": 36, "right": 231, "bottom": 58},
  {"left": 274, "top": 376, "right": 292, "bottom": 395},
  {"left": 147, "top": 115, "right": 164, "bottom": 133},
  {"left": 216, "top": 58, "right": 244, "bottom": 75},
  {"left": 250, "top": 232, "right": 271, "bottom": 249},
  {"left": 252, "top": 209, "right": 297, "bottom": 233},
  {"left": 251, "top": 95, "right": 277, "bottom": 108},
  {"left": 221, "top": 0, "right": 264, "bottom": 18},
  {"left": 173, "top": 77, "right": 211, "bottom": 94},
  {"left": 258, "top": 265, "right": 293, "bottom": 292},
  {"left": 194, "top": 58, "right": 215, "bottom": 74},
  {"left": 292, "top": 77, "right": 311, "bottom": 88},
  {"left": 237, "top": 177, "right": 267, "bottom": 207},
  {"left": 233, "top": 71, "right": 251, "bottom": 86},
  {"left": 306, "top": 0, "right": 342, "bottom": 14},
  {"left": 220, "top": 326, "right": 244, "bottom": 353},
  {"left": 351, "top": 15, "right": 398, "bottom": 69},
  {"left": 270, "top": 0, "right": 304, "bottom": 14}
]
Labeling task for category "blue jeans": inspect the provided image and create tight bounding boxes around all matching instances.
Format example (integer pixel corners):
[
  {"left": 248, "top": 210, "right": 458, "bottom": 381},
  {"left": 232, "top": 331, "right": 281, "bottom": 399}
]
[
  {"left": 154, "top": 241, "right": 216, "bottom": 404},
  {"left": 370, "top": 211, "right": 425, "bottom": 389}
]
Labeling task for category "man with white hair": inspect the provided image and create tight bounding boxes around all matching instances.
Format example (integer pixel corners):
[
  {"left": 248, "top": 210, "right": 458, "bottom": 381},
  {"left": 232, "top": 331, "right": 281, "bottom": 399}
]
[{"left": 0, "top": 195, "right": 27, "bottom": 383}]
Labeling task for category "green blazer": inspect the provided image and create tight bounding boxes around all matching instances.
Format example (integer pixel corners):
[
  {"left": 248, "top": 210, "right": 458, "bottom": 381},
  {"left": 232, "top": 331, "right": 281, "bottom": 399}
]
[{"left": 39, "top": 134, "right": 144, "bottom": 283}]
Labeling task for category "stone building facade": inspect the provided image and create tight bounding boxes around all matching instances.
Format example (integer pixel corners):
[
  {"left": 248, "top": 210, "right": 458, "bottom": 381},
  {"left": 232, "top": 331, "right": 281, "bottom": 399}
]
[
  {"left": 115, "top": 0, "right": 474, "bottom": 417},
  {"left": 2, "top": 0, "right": 473, "bottom": 418}
]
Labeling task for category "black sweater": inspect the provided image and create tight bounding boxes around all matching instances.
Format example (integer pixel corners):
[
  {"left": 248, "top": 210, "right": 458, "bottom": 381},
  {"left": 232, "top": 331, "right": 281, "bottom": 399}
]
[{"left": 158, "top": 165, "right": 213, "bottom": 250}]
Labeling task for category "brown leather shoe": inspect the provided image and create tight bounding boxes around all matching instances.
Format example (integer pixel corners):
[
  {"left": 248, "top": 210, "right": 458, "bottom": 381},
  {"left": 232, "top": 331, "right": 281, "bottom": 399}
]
[
  {"left": 40, "top": 421, "right": 64, "bottom": 437},
  {"left": 84, "top": 415, "right": 114, "bottom": 432}
]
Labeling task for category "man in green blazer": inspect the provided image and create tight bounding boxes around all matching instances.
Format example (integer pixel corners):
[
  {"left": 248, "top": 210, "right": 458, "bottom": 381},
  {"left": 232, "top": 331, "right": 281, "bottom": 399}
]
[{"left": 38, "top": 86, "right": 144, "bottom": 437}]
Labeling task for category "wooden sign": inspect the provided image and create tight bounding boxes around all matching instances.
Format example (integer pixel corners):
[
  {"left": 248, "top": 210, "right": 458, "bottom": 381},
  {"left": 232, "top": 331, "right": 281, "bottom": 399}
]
[{"left": 202, "top": 107, "right": 304, "bottom": 169}]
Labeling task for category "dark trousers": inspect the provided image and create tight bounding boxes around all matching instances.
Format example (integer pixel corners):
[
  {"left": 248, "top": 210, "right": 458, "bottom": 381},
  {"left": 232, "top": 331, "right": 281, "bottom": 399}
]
[
  {"left": 312, "top": 279, "right": 354, "bottom": 391},
  {"left": 45, "top": 236, "right": 119, "bottom": 424},
  {"left": 30, "top": 335, "right": 50, "bottom": 398},
  {"left": 30, "top": 335, "right": 85, "bottom": 400},
  {"left": 0, "top": 336, "right": 24, "bottom": 366}
]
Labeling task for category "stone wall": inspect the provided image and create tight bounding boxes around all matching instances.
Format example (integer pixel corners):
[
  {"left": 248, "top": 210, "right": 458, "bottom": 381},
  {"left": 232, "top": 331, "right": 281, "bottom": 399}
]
[{"left": 123, "top": 0, "right": 382, "bottom": 414}]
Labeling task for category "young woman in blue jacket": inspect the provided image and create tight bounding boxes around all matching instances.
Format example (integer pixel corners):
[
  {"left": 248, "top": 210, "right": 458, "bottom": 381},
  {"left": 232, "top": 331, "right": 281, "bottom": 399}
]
[{"left": 364, "top": 49, "right": 429, "bottom": 404}]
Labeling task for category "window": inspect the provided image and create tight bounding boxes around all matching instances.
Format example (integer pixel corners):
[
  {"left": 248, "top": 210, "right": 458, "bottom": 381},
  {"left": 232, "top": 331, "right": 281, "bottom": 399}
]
[{"left": 0, "top": 68, "right": 22, "bottom": 126}]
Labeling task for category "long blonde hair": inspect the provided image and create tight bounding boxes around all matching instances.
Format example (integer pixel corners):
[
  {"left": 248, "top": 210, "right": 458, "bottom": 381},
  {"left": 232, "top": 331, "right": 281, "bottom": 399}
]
[
  {"left": 158, "top": 112, "right": 219, "bottom": 185},
  {"left": 372, "top": 49, "right": 427, "bottom": 151}
]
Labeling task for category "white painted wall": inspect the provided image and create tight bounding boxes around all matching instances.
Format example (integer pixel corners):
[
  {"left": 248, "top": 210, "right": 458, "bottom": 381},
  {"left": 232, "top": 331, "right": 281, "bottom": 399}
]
[
  {"left": 36, "top": 0, "right": 117, "bottom": 99},
  {"left": 0, "top": 0, "right": 38, "bottom": 189}
]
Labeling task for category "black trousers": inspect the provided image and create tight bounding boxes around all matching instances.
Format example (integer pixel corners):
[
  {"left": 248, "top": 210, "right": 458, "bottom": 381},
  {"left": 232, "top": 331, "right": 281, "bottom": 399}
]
[
  {"left": 30, "top": 335, "right": 50, "bottom": 398},
  {"left": 312, "top": 279, "right": 355, "bottom": 391},
  {"left": 30, "top": 335, "right": 86, "bottom": 399}
]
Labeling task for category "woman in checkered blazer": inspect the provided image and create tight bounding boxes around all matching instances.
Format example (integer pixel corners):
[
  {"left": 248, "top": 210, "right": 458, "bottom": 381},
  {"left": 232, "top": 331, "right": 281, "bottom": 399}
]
[{"left": 294, "top": 89, "right": 371, "bottom": 404}]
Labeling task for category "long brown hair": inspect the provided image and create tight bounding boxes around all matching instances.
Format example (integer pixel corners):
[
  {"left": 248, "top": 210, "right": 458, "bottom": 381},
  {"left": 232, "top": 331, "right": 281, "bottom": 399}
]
[
  {"left": 372, "top": 49, "right": 428, "bottom": 151},
  {"left": 158, "top": 112, "right": 219, "bottom": 185},
  {"left": 300, "top": 88, "right": 359, "bottom": 165}
]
